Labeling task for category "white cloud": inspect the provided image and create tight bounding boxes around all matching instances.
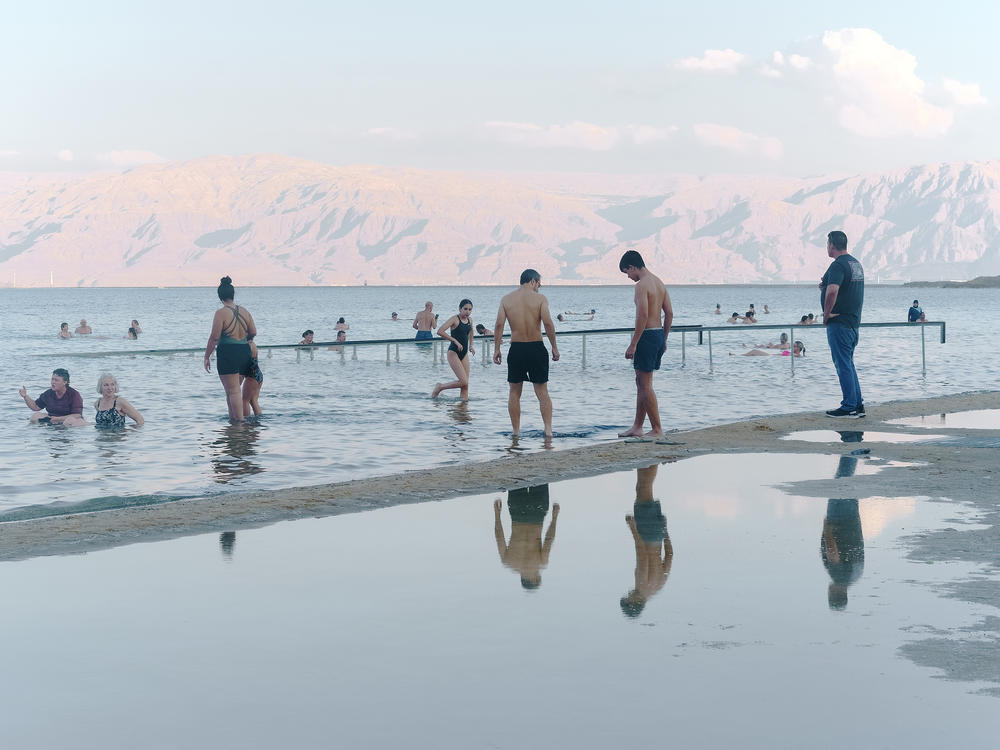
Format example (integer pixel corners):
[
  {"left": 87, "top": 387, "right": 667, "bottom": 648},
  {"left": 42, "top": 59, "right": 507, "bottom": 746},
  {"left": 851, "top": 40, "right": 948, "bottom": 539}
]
[
  {"left": 367, "top": 127, "right": 418, "bottom": 141},
  {"left": 98, "top": 150, "right": 168, "bottom": 167},
  {"left": 0, "top": 149, "right": 19, "bottom": 158},
  {"left": 56, "top": 149, "right": 74, "bottom": 161},
  {"left": 788, "top": 54, "right": 811, "bottom": 70},
  {"left": 693, "top": 123, "right": 783, "bottom": 159},
  {"left": 942, "top": 78, "right": 987, "bottom": 107},
  {"left": 485, "top": 121, "right": 676, "bottom": 150},
  {"left": 675, "top": 48, "right": 748, "bottom": 73},
  {"left": 821, "top": 28, "right": 953, "bottom": 138}
]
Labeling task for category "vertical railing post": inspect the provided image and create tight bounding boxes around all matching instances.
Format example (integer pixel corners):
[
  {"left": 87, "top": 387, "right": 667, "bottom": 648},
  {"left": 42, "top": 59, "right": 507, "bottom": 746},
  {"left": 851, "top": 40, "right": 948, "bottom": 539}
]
[
  {"left": 921, "top": 325, "right": 926, "bottom": 375},
  {"left": 681, "top": 331, "right": 686, "bottom": 365},
  {"left": 707, "top": 331, "right": 713, "bottom": 371},
  {"left": 395, "top": 343, "right": 400, "bottom": 362},
  {"left": 386, "top": 344, "right": 391, "bottom": 366},
  {"left": 789, "top": 328, "right": 795, "bottom": 374},
  {"left": 352, "top": 345, "right": 357, "bottom": 361},
  {"left": 581, "top": 334, "right": 587, "bottom": 369}
]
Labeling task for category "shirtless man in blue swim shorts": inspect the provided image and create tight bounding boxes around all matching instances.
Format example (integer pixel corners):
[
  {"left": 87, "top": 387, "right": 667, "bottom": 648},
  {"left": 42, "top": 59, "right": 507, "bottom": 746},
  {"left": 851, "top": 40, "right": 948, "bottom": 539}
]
[
  {"left": 618, "top": 249, "right": 673, "bottom": 439},
  {"left": 493, "top": 269, "right": 560, "bottom": 437}
]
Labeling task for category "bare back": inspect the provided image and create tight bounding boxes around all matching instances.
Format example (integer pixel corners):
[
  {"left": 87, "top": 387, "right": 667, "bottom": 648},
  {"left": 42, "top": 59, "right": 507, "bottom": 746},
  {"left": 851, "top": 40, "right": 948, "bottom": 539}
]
[
  {"left": 414, "top": 309, "right": 435, "bottom": 331},
  {"left": 635, "top": 272, "right": 671, "bottom": 330},
  {"left": 498, "top": 288, "right": 552, "bottom": 342}
]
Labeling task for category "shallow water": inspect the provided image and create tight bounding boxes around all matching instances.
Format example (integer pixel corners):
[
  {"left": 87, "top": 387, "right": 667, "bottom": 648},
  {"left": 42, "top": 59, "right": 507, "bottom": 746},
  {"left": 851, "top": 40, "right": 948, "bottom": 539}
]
[
  {"left": 782, "top": 429, "right": 951, "bottom": 444},
  {"left": 2, "top": 284, "right": 997, "bottom": 515},
  {"left": 887, "top": 409, "right": 1000, "bottom": 430},
  {"left": 1, "top": 454, "right": 996, "bottom": 749}
]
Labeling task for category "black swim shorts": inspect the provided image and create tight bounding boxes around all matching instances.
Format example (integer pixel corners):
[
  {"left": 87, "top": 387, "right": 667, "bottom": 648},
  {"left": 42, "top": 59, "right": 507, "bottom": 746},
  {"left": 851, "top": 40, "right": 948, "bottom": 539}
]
[
  {"left": 507, "top": 341, "right": 549, "bottom": 384},
  {"left": 633, "top": 328, "right": 666, "bottom": 372}
]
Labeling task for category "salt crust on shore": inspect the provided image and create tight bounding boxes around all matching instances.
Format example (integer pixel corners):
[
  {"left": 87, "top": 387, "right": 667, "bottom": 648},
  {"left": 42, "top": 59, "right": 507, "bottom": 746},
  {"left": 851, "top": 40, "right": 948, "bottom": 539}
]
[{"left": 3, "top": 391, "right": 998, "bottom": 562}]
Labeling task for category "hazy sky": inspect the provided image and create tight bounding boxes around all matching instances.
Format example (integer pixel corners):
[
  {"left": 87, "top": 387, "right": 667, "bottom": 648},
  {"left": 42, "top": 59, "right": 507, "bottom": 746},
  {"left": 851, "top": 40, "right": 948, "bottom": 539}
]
[{"left": 2, "top": 0, "right": 996, "bottom": 176}]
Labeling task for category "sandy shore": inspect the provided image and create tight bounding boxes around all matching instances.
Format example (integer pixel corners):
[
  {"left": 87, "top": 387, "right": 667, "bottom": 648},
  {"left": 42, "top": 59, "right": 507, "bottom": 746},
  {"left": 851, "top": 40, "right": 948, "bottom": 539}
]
[{"left": 2, "top": 390, "right": 999, "bottom": 563}]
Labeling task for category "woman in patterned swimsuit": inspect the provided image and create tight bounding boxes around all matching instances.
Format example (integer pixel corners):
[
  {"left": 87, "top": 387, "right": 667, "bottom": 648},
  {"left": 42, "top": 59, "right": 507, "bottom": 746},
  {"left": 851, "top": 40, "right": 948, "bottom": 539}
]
[
  {"left": 204, "top": 276, "right": 257, "bottom": 421},
  {"left": 94, "top": 373, "right": 144, "bottom": 428}
]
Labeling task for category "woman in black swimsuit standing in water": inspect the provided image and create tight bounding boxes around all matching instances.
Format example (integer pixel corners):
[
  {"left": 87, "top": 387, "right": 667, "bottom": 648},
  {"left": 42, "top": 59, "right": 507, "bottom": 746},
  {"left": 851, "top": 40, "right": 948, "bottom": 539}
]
[
  {"left": 204, "top": 276, "right": 258, "bottom": 422},
  {"left": 432, "top": 299, "right": 475, "bottom": 400}
]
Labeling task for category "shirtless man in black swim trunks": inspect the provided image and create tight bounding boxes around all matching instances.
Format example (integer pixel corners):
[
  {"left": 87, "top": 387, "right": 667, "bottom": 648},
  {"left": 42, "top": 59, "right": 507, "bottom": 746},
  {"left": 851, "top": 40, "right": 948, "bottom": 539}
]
[
  {"left": 619, "top": 250, "right": 673, "bottom": 439},
  {"left": 493, "top": 269, "right": 559, "bottom": 437}
]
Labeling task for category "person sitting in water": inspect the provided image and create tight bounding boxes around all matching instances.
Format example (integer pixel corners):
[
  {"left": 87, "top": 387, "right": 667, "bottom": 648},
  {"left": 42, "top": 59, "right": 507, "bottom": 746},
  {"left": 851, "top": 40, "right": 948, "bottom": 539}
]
[
  {"left": 799, "top": 314, "right": 810, "bottom": 325},
  {"left": 764, "top": 332, "right": 791, "bottom": 350},
  {"left": 727, "top": 312, "right": 743, "bottom": 323},
  {"left": 335, "top": 317, "right": 349, "bottom": 331},
  {"left": 742, "top": 310, "right": 757, "bottom": 323},
  {"left": 123, "top": 327, "right": 138, "bottom": 339},
  {"left": 19, "top": 368, "right": 87, "bottom": 426},
  {"left": 298, "top": 329, "right": 315, "bottom": 346},
  {"left": 75, "top": 319, "right": 92, "bottom": 335},
  {"left": 715, "top": 303, "right": 722, "bottom": 314},
  {"left": 763, "top": 304, "right": 770, "bottom": 314},
  {"left": 391, "top": 312, "right": 399, "bottom": 321},
  {"left": 413, "top": 302, "right": 435, "bottom": 341},
  {"left": 475, "top": 323, "right": 494, "bottom": 337},
  {"left": 807, "top": 313, "right": 815, "bottom": 324},
  {"left": 94, "top": 372, "right": 143, "bottom": 428},
  {"left": 131, "top": 319, "right": 142, "bottom": 334},
  {"left": 908, "top": 300, "right": 925, "bottom": 323},
  {"left": 744, "top": 340, "right": 805, "bottom": 357},
  {"left": 57, "top": 322, "right": 73, "bottom": 339}
]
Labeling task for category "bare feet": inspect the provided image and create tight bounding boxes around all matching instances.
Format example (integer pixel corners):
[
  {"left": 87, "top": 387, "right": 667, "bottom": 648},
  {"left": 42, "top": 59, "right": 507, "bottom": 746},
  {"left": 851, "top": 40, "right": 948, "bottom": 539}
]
[
  {"left": 431, "top": 383, "right": 443, "bottom": 398},
  {"left": 642, "top": 429, "right": 665, "bottom": 438},
  {"left": 618, "top": 427, "right": 644, "bottom": 437}
]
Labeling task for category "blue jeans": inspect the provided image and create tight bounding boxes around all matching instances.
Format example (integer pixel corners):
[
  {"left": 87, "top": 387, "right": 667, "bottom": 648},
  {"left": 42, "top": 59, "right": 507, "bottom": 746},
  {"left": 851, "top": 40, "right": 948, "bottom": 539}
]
[{"left": 826, "top": 323, "right": 863, "bottom": 410}]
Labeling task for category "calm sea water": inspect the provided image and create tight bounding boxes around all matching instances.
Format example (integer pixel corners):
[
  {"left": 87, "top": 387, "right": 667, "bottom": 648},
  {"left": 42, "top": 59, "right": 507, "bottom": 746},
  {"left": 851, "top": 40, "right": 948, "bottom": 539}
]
[{"left": 1, "top": 284, "right": 997, "bottom": 516}]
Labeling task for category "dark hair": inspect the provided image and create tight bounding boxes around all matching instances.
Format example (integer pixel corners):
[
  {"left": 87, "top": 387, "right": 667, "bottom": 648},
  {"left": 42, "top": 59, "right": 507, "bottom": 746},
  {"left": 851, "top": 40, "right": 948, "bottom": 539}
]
[
  {"left": 800, "top": 315, "right": 809, "bottom": 322},
  {"left": 391, "top": 312, "right": 397, "bottom": 316},
  {"left": 808, "top": 313, "right": 814, "bottom": 319},
  {"left": 302, "top": 329, "right": 313, "bottom": 337},
  {"left": 733, "top": 312, "right": 740, "bottom": 317},
  {"left": 52, "top": 368, "right": 70, "bottom": 383},
  {"left": 217, "top": 276, "right": 235, "bottom": 301},
  {"left": 127, "top": 327, "right": 137, "bottom": 338},
  {"left": 794, "top": 340, "right": 805, "bottom": 355},
  {"left": 337, "top": 317, "right": 345, "bottom": 324},
  {"left": 519, "top": 268, "right": 540, "bottom": 285},
  {"left": 60, "top": 322, "right": 68, "bottom": 329},
  {"left": 475, "top": 324, "right": 487, "bottom": 333},
  {"left": 827, "top": 230, "right": 848, "bottom": 251},
  {"left": 620, "top": 596, "right": 645, "bottom": 618},
  {"left": 459, "top": 298, "right": 473, "bottom": 310},
  {"left": 619, "top": 249, "right": 645, "bottom": 271},
  {"left": 913, "top": 300, "right": 919, "bottom": 305}
]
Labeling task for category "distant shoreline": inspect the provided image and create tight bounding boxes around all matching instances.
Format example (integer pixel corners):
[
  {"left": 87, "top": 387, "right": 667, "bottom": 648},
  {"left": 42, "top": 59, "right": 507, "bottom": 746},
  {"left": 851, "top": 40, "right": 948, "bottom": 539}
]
[{"left": 905, "top": 274, "right": 1000, "bottom": 288}]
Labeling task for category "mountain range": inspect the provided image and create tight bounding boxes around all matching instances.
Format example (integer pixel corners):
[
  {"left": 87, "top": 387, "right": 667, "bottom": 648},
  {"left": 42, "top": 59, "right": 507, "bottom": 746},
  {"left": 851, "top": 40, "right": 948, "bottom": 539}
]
[{"left": 2, "top": 154, "right": 1000, "bottom": 287}]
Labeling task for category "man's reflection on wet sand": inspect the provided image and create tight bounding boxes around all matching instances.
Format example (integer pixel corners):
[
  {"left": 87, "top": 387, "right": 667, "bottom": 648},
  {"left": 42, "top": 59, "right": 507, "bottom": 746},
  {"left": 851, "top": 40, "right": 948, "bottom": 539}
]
[
  {"left": 494, "top": 484, "right": 558, "bottom": 590},
  {"left": 820, "top": 455, "right": 865, "bottom": 610},
  {"left": 219, "top": 532, "right": 236, "bottom": 560},
  {"left": 210, "top": 422, "right": 264, "bottom": 483},
  {"left": 621, "top": 464, "right": 673, "bottom": 618}
]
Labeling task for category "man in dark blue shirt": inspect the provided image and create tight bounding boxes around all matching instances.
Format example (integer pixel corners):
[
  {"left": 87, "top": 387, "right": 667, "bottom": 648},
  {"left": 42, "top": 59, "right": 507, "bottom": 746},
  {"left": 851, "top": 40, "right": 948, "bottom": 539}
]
[
  {"left": 820, "top": 230, "right": 865, "bottom": 418},
  {"left": 908, "top": 300, "right": 925, "bottom": 322}
]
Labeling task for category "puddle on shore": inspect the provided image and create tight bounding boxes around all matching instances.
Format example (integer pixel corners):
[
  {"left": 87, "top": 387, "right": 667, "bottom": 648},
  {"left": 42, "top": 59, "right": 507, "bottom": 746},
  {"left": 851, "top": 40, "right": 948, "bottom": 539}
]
[
  {"left": 0, "top": 453, "right": 995, "bottom": 749},
  {"left": 782, "top": 429, "right": 949, "bottom": 444},
  {"left": 886, "top": 409, "right": 1000, "bottom": 430}
]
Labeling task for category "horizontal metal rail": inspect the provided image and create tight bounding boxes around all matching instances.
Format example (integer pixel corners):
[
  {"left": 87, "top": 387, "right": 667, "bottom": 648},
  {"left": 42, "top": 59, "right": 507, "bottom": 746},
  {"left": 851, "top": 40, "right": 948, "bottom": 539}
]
[{"left": 36, "top": 321, "right": 945, "bottom": 373}]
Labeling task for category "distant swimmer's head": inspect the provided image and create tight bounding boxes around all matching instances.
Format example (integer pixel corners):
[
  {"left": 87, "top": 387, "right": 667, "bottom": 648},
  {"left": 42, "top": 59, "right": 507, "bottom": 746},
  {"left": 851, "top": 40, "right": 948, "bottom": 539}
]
[
  {"left": 619, "top": 249, "right": 645, "bottom": 280},
  {"left": 807, "top": 313, "right": 815, "bottom": 321},
  {"left": 557, "top": 314, "right": 564, "bottom": 322},
  {"left": 827, "top": 230, "right": 848, "bottom": 253},
  {"left": 620, "top": 593, "right": 646, "bottom": 618},
  {"left": 97, "top": 373, "right": 119, "bottom": 395},
  {"left": 131, "top": 319, "right": 140, "bottom": 327},
  {"left": 79, "top": 319, "right": 87, "bottom": 325},
  {"left": 794, "top": 340, "right": 805, "bottom": 356},
  {"left": 391, "top": 312, "right": 398, "bottom": 320},
  {"left": 458, "top": 298, "right": 473, "bottom": 315},
  {"left": 217, "top": 276, "right": 235, "bottom": 302},
  {"left": 51, "top": 368, "right": 70, "bottom": 388},
  {"left": 912, "top": 300, "right": 919, "bottom": 306},
  {"left": 475, "top": 324, "right": 487, "bottom": 334},
  {"left": 301, "top": 329, "right": 313, "bottom": 338},
  {"left": 519, "top": 268, "right": 541, "bottom": 287},
  {"left": 127, "top": 327, "right": 137, "bottom": 339},
  {"left": 780, "top": 333, "right": 789, "bottom": 343},
  {"left": 800, "top": 315, "right": 809, "bottom": 323},
  {"left": 336, "top": 330, "right": 347, "bottom": 341},
  {"left": 425, "top": 301, "right": 433, "bottom": 311},
  {"left": 60, "top": 322, "right": 69, "bottom": 331},
  {"left": 337, "top": 317, "right": 345, "bottom": 324}
]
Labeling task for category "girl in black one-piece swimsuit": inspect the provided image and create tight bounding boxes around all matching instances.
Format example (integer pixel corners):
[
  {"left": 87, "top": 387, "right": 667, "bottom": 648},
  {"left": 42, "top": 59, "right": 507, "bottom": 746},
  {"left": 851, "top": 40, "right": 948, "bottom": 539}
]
[{"left": 432, "top": 299, "right": 475, "bottom": 400}]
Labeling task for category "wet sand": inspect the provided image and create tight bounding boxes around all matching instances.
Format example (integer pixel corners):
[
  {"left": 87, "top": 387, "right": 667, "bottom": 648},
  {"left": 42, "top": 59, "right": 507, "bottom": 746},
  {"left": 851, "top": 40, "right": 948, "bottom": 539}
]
[{"left": 3, "top": 391, "right": 999, "bottom": 563}]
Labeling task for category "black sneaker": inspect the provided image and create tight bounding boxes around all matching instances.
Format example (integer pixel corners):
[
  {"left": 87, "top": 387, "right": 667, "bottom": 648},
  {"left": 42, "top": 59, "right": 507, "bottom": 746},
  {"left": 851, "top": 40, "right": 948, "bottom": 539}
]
[
  {"left": 826, "top": 407, "right": 859, "bottom": 418},
  {"left": 853, "top": 405, "right": 866, "bottom": 418}
]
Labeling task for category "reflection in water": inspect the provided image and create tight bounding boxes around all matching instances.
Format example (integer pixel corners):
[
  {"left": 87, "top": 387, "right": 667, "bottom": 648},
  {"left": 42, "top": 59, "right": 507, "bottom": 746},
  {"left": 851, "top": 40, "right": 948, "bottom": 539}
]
[
  {"left": 820, "top": 456, "right": 865, "bottom": 610},
  {"left": 622, "top": 464, "right": 673, "bottom": 618},
  {"left": 210, "top": 422, "right": 264, "bottom": 483},
  {"left": 220, "top": 532, "right": 236, "bottom": 560},
  {"left": 838, "top": 431, "right": 864, "bottom": 443},
  {"left": 494, "top": 485, "right": 558, "bottom": 589}
]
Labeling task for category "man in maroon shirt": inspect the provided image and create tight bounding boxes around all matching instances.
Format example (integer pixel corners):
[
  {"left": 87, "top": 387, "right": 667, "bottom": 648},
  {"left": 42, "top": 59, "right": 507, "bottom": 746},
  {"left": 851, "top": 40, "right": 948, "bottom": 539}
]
[{"left": 19, "top": 368, "right": 86, "bottom": 426}]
